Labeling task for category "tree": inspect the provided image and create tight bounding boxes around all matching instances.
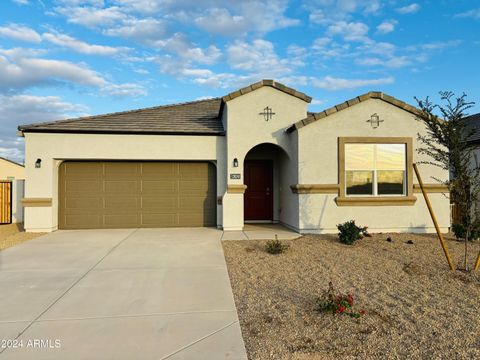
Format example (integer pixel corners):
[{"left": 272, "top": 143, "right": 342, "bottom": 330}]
[{"left": 415, "top": 91, "right": 479, "bottom": 271}]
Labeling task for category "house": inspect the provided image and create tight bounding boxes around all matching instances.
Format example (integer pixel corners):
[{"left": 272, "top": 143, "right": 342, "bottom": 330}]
[
  {"left": 0, "top": 157, "right": 25, "bottom": 224},
  {"left": 18, "top": 80, "right": 450, "bottom": 233},
  {"left": 0, "top": 157, "right": 25, "bottom": 180}
]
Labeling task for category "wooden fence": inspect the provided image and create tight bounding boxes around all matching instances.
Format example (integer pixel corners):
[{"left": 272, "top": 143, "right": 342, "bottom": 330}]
[{"left": 0, "top": 181, "right": 12, "bottom": 224}]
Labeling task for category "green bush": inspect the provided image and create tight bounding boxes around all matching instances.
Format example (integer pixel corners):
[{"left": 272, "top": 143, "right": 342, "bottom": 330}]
[
  {"left": 265, "top": 239, "right": 289, "bottom": 254},
  {"left": 337, "top": 220, "right": 369, "bottom": 245},
  {"left": 451, "top": 223, "right": 480, "bottom": 240}
]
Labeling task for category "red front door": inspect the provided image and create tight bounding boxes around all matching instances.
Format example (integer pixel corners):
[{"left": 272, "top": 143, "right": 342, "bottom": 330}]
[{"left": 244, "top": 160, "right": 273, "bottom": 221}]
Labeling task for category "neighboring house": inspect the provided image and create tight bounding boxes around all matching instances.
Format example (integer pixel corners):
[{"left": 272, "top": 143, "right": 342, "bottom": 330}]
[
  {"left": 0, "top": 157, "right": 25, "bottom": 224},
  {"left": 18, "top": 80, "right": 450, "bottom": 233},
  {"left": 0, "top": 157, "right": 25, "bottom": 180}
]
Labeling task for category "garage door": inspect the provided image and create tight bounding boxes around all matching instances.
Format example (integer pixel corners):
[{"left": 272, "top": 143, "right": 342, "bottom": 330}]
[{"left": 58, "top": 161, "right": 216, "bottom": 229}]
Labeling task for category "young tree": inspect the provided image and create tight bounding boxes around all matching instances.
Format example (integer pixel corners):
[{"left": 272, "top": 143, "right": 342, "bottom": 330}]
[{"left": 415, "top": 91, "right": 479, "bottom": 271}]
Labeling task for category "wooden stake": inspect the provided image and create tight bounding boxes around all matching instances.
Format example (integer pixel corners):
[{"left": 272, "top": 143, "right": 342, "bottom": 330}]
[
  {"left": 474, "top": 251, "right": 480, "bottom": 271},
  {"left": 413, "top": 163, "right": 455, "bottom": 271}
]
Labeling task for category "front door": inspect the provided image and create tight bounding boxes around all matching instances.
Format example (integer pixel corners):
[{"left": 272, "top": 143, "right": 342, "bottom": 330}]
[{"left": 244, "top": 160, "right": 273, "bottom": 221}]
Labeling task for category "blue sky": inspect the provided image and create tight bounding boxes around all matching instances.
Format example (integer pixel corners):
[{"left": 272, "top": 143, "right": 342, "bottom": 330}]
[{"left": 0, "top": 0, "right": 479, "bottom": 162}]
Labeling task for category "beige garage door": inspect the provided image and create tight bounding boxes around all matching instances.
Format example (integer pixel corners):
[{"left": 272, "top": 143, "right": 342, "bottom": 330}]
[{"left": 58, "top": 161, "right": 216, "bottom": 229}]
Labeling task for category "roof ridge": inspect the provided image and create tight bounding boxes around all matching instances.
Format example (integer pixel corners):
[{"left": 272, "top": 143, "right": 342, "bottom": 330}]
[
  {"left": 18, "top": 97, "right": 221, "bottom": 130},
  {"left": 222, "top": 79, "right": 312, "bottom": 103},
  {"left": 288, "top": 91, "right": 423, "bottom": 132}
]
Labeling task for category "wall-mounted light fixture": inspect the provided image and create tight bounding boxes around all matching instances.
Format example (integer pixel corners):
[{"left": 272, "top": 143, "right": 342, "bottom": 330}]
[
  {"left": 233, "top": 158, "right": 238, "bottom": 167},
  {"left": 35, "top": 158, "right": 42, "bottom": 168}
]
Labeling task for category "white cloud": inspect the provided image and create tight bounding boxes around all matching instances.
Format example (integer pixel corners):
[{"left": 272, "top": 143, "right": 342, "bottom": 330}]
[
  {"left": 455, "top": 8, "right": 480, "bottom": 20},
  {"left": 396, "top": 3, "right": 420, "bottom": 14},
  {"left": 0, "top": 55, "right": 106, "bottom": 91},
  {"left": 12, "top": 0, "right": 29, "bottom": 5},
  {"left": 308, "top": 0, "right": 381, "bottom": 25},
  {"left": 194, "top": 2, "right": 300, "bottom": 36},
  {"left": 420, "top": 40, "right": 462, "bottom": 51},
  {"left": 227, "top": 39, "right": 295, "bottom": 75},
  {"left": 328, "top": 21, "right": 370, "bottom": 42},
  {"left": 157, "top": 33, "right": 221, "bottom": 64},
  {"left": 55, "top": 6, "right": 126, "bottom": 28},
  {"left": 43, "top": 32, "right": 127, "bottom": 56},
  {"left": 312, "top": 76, "right": 394, "bottom": 90},
  {"left": 0, "top": 94, "right": 88, "bottom": 162},
  {"left": 104, "top": 18, "right": 168, "bottom": 44},
  {"left": 356, "top": 56, "right": 411, "bottom": 68},
  {"left": 377, "top": 20, "right": 397, "bottom": 34},
  {"left": 101, "top": 83, "right": 147, "bottom": 97},
  {"left": 0, "top": 24, "right": 42, "bottom": 43}
]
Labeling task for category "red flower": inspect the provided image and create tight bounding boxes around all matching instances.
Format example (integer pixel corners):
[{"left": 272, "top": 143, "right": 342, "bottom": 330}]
[
  {"left": 338, "top": 306, "right": 345, "bottom": 313},
  {"left": 360, "top": 310, "right": 367, "bottom": 315}
]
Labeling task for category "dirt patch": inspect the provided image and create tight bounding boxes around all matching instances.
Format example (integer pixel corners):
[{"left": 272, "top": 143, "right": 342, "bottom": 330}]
[
  {"left": 0, "top": 223, "right": 45, "bottom": 250},
  {"left": 223, "top": 233, "right": 480, "bottom": 360}
]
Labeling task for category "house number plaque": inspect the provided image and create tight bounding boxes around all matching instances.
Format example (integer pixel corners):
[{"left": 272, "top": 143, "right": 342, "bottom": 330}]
[{"left": 230, "top": 174, "right": 241, "bottom": 179}]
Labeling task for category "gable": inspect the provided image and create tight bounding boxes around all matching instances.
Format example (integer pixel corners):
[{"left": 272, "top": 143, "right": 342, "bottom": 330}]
[{"left": 287, "top": 91, "right": 422, "bottom": 133}]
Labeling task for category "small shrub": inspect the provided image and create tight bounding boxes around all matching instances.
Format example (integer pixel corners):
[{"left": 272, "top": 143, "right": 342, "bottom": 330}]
[
  {"left": 265, "top": 237, "right": 289, "bottom": 254},
  {"left": 337, "top": 220, "right": 369, "bottom": 245},
  {"left": 316, "top": 282, "right": 365, "bottom": 318},
  {"left": 452, "top": 223, "right": 480, "bottom": 241}
]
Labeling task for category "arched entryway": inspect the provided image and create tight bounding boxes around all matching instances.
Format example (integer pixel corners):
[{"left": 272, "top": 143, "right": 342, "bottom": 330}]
[{"left": 243, "top": 143, "right": 289, "bottom": 223}]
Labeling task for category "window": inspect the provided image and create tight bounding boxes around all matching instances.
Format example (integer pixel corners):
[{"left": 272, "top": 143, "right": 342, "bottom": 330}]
[{"left": 345, "top": 143, "right": 406, "bottom": 196}]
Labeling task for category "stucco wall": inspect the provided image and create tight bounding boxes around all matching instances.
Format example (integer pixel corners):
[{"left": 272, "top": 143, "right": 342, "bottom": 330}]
[
  {"left": 296, "top": 98, "right": 450, "bottom": 233},
  {"left": 23, "top": 132, "right": 225, "bottom": 232},
  {"left": 0, "top": 159, "right": 25, "bottom": 180},
  {"left": 222, "top": 86, "right": 308, "bottom": 230}
]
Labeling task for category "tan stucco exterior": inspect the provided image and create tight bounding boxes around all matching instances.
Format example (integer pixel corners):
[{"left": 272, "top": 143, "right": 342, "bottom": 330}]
[
  {"left": 0, "top": 158, "right": 25, "bottom": 180},
  {"left": 21, "top": 82, "right": 451, "bottom": 234},
  {"left": 296, "top": 99, "right": 449, "bottom": 233}
]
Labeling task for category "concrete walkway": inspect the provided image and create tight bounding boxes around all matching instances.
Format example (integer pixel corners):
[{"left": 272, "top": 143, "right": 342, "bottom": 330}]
[
  {"left": 0, "top": 228, "right": 247, "bottom": 360},
  {"left": 221, "top": 223, "right": 300, "bottom": 240}
]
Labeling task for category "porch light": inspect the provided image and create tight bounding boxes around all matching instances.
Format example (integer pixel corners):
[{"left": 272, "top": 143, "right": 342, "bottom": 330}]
[
  {"left": 35, "top": 158, "right": 42, "bottom": 168},
  {"left": 233, "top": 158, "right": 239, "bottom": 167}
]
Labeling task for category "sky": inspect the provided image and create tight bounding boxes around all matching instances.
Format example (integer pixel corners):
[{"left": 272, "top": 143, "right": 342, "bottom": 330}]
[{"left": 0, "top": 0, "right": 479, "bottom": 163}]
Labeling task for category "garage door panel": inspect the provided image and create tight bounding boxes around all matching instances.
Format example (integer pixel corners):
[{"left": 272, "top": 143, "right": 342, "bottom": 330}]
[
  {"left": 141, "top": 213, "right": 178, "bottom": 227},
  {"left": 64, "top": 215, "right": 102, "bottom": 228},
  {"left": 62, "top": 162, "right": 103, "bottom": 178},
  {"left": 104, "top": 163, "right": 139, "bottom": 178},
  {"left": 141, "top": 163, "right": 178, "bottom": 178},
  {"left": 141, "top": 180, "right": 178, "bottom": 194},
  {"left": 59, "top": 161, "right": 216, "bottom": 229},
  {"left": 104, "top": 214, "right": 139, "bottom": 227},
  {"left": 141, "top": 197, "right": 178, "bottom": 211},
  {"left": 65, "top": 180, "right": 102, "bottom": 193},
  {"left": 104, "top": 180, "right": 138, "bottom": 194},
  {"left": 65, "top": 197, "right": 102, "bottom": 210},
  {"left": 104, "top": 197, "right": 138, "bottom": 211}
]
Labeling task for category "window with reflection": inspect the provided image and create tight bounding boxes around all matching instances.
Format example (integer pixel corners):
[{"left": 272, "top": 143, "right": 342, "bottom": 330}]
[{"left": 345, "top": 143, "right": 406, "bottom": 196}]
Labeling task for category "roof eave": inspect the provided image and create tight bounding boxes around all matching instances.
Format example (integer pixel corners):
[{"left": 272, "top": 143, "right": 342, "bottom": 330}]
[{"left": 19, "top": 129, "right": 226, "bottom": 136}]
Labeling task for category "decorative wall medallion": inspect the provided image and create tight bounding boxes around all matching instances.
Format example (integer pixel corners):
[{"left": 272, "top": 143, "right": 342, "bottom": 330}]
[
  {"left": 259, "top": 106, "right": 276, "bottom": 121},
  {"left": 367, "top": 113, "right": 384, "bottom": 128}
]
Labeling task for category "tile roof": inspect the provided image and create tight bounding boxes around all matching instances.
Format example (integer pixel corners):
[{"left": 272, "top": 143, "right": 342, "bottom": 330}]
[
  {"left": 19, "top": 98, "right": 224, "bottom": 135},
  {"left": 287, "top": 91, "right": 423, "bottom": 132},
  {"left": 463, "top": 113, "right": 480, "bottom": 144},
  {"left": 222, "top": 79, "right": 312, "bottom": 103}
]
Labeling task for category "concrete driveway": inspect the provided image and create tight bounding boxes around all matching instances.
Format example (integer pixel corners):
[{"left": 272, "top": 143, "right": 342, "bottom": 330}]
[{"left": 0, "top": 228, "right": 247, "bottom": 360}]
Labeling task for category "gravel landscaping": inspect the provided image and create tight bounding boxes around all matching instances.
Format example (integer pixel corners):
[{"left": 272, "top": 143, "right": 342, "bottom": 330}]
[
  {"left": 0, "top": 223, "right": 45, "bottom": 250},
  {"left": 223, "top": 233, "right": 480, "bottom": 360}
]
